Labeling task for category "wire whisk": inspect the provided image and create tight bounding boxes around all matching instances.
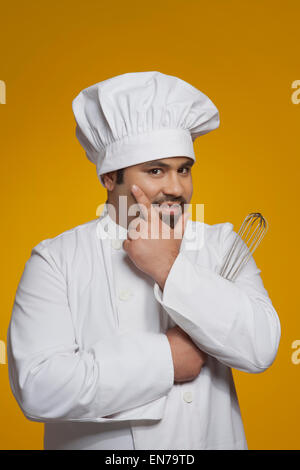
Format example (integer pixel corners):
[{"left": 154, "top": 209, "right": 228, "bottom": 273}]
[{"left": 219, "top": 212, "right": 268, "bottom": 282}]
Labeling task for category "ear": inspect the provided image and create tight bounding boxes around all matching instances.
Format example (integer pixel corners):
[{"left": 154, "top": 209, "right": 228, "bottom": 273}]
[{"left": 102, "top": 171, "right": 117, "bottom": 191}]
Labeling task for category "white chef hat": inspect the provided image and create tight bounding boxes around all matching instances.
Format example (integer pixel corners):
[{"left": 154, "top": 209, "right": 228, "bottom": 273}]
[{"left": 72, "top": 71, "right": 220, "bottom": 187}]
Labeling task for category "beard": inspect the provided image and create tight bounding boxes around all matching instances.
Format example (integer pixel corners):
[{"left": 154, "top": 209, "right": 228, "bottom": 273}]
[{"left": 159, "top": 211, "right": 178, "bottom": 229}]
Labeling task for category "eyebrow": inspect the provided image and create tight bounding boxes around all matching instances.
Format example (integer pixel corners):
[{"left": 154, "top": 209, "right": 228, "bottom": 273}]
[{"left": 142, "top": 159, "right": 194, "bottom": 169}]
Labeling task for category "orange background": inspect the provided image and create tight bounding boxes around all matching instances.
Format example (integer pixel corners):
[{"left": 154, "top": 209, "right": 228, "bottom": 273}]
[{"left": 0, "top": 0, "right": 299, "bottom": 450}]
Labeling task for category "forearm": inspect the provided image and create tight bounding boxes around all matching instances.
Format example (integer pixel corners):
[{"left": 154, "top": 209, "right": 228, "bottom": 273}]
[
  {"left": 154, "top": 252, "right": 281, "bottom": 373},
  {"left": 8, "top": 326, "right": 174, "bottom": 422}
]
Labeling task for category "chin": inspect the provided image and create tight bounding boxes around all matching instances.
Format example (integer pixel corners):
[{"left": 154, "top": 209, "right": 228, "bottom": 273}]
[{"left": 159, "top": 213, "right": 178, "bottom": 229}]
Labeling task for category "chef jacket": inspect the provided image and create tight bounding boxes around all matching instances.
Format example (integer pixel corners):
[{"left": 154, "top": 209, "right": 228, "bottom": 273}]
[{"left": 7, "top": 203, "right": 281, "bottom": 450}]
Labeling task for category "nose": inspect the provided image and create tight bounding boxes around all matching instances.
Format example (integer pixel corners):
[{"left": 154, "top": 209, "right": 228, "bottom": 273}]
[{"left": 161, "top": 171, "right": 184, "bottom": 198}]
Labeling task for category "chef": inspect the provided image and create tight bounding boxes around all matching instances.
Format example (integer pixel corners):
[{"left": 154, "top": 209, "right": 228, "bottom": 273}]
[{"left": 7, "top": 71, "right": 281, "bottom": 450}]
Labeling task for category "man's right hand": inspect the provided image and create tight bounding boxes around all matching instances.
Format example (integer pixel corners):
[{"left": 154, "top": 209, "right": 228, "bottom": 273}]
[{"left": 166, "top": 325, "right": 207, "bottom": 383}]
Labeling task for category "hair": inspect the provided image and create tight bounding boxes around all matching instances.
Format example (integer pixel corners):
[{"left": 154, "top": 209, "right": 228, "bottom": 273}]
[
  {"left": 116, "top": 168, "right": 124, "bottom": 184},
  {"left": 101, "top": 168, "right": 125, "bottom": 186}
]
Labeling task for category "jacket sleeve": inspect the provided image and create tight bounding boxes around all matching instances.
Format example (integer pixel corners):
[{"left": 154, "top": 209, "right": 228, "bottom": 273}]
[
  {"left": 7, "top": 242, "right": 174, "bottom": 423},
  {"left": 153, "top": 222, "right": 281, "bottom": 373}
]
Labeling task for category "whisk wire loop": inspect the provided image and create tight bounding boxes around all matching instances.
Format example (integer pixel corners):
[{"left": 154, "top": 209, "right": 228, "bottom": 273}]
[{"left": 219, "top": 213, "right": 268, "bottom": 282}]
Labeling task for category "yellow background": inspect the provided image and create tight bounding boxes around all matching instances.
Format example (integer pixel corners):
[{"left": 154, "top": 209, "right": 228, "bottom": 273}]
[{"left": 0, "top": 0, "right": 299, "bottom": 450}]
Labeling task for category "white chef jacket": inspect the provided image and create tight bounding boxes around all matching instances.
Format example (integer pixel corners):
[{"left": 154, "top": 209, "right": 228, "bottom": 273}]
[{"left": 7, "top": 203, "right": 281, "bottom": 450}]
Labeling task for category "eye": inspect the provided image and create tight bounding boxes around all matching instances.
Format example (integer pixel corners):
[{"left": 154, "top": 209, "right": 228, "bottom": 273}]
[
  {"left": 148, "top": 168, "right": 162, "bottom": 175},
  {"left": 178, "top": 167, "right": 190, "bottom": 174}
]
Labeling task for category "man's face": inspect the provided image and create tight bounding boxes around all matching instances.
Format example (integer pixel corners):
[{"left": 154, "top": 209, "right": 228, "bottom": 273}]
[{"left": 103, "top": 156, "right": 194, "bottom": 229}]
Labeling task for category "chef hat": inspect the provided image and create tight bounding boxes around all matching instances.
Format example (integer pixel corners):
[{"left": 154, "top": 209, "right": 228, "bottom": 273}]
[{"left": 72, "top": 71, "right": 220, "bottom": 187}]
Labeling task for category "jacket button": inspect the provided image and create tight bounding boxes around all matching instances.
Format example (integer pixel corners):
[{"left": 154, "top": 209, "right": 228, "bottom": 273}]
[
  {"left": 183, "top": 391, "right": 193, "bottom": 403},
  {"left": 111, "top": 239, "right": 123, "bottom": 250},
  {"left": 118, "top": 289, "right": 131, "bottom": 301}
]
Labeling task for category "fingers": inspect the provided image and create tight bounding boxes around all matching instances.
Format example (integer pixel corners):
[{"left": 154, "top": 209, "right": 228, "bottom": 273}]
[
  {"left": 123, "top": 239, "right": 130, "bottom": 251},
  {"left": 131, "top": 185, "right": 151, "bottom": 221},
  {"left": 127, "top": 217, "right": 143, "bottom": 240}
]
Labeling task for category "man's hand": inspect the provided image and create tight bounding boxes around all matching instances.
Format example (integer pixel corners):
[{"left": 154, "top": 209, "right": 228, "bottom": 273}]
[
  {"left": 123, "top": 185, "right": 190, "bottom": 290},
  {"left": 166, "top": 325, "right": 207, "bottom": 383}
]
